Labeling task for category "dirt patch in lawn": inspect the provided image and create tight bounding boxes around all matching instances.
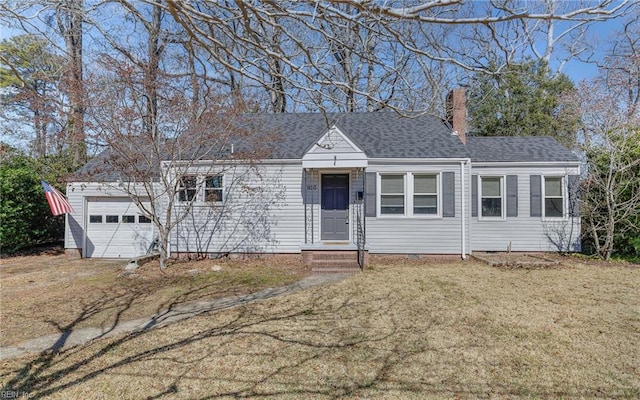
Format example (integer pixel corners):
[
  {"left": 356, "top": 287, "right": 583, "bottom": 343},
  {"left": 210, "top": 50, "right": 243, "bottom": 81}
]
[
  {"left": 471, "top": 252, "right": 561, "bottom": 268},
  {"left": 0, "top": 253, "right": 310, "bottom": 347},
  {"left": 1, "top": 256, "right": 638, "bottom": 399}
]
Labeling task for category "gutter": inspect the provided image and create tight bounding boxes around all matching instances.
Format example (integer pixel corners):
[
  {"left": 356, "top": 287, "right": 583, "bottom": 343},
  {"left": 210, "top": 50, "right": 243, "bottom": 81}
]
[{"left": 473, "top": 161, "right": 580, "bottom": 168}]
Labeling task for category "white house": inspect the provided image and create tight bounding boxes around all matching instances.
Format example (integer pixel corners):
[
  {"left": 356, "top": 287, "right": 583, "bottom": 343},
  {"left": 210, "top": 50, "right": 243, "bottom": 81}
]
[{"left": 65, "top": 94, "right": 580, "bottom": 269}]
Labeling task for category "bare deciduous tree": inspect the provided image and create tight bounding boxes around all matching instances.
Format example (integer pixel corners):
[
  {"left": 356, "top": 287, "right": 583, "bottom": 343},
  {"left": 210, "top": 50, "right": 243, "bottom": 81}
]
[
  {"left": 56, "top": 0, "right": 86, "bottom": 164},
  {"left": 579, "top": 17, "right": 640, "bottom": 259},
  {"left": 158, "top": 0, "right": 635, "bottom": 115},
  {"left": 85, "top": 70, "right": 281, "bottom": 268}
]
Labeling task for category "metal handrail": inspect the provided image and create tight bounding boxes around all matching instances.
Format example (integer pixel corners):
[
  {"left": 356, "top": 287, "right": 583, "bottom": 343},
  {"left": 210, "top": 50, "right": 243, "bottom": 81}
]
[{"left": 356, "top": 207, "right": 365, "bottom": 269}]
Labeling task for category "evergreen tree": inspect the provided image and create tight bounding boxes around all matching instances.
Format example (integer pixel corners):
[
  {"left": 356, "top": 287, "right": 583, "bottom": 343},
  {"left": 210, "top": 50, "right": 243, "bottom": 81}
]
[{"left": 467, "top": 60, "right": 580, "bottom": 147}]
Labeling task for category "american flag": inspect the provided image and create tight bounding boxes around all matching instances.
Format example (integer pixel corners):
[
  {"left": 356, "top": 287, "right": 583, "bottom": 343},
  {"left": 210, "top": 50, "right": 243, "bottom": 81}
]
[{"left": 41, "top": 180, "right": 74, "bottom": 216}]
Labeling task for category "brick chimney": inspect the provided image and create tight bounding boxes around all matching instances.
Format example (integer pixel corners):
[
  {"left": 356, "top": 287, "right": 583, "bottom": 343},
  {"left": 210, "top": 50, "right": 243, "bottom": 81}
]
[{"left": 446, "top": 88, "right": 467, "bottom": 145}]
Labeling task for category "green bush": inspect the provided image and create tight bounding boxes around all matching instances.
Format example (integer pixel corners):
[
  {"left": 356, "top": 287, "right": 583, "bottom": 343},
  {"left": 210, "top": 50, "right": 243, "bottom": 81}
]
[{"left": 0, "top": 152, "right": 64, "bottom": 254}]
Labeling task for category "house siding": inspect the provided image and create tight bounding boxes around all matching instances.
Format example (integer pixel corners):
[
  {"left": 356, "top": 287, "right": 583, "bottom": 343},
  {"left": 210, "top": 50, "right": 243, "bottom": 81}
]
[
  {"left": 469, "top": 165, "right": 581, "bottom": 252},
  {"left": 65, "top": 182, "right": 157, "bottom": 256},
  {"left": 312, "top": 129, "right": 358, "bottom": 153},
  {"left": 301, "top": 168, "right": 366, "bottom": 245},
  {"left": 365, "top": 162, "right": 469, "bottom": 254},
  {"left": 66, "top": 161, "right": 579, "bottom": 258},
  {"left": 171, "top": 163, "right": 304, "bottom": 254}
]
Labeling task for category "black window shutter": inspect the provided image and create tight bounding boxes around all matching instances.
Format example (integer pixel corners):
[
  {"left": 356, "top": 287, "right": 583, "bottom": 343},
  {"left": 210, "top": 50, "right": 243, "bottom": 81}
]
[
  {"left": 530, "top": 175, "right": 542, "bottom": 217},
  {"left": 471, "top": 175, "right": 478, "bottom": 217},
  {"left": 365, "top": 172, "right": 377, "bottom": 217},
  {"left": 506, "top": 175, "right": 518, "bottom": 217},
  {"left": 568, "top": 175, "right": 580, "bottom": 218},
  {"left": 442, "top": 171, "right": 455, "bottom": 217}
]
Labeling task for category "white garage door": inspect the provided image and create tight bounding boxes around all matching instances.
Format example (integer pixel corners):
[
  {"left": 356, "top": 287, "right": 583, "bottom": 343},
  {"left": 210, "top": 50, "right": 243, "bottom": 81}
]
[{"left": 86, "top": 197, "right": 154, "bottom": 258}]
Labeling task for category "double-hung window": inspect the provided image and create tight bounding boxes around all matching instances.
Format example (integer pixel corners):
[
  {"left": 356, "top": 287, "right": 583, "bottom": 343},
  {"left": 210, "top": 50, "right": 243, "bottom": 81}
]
[
  {"left": 544, "top": 177, "right": 563, "bottom": 218},
  {"left": 178, "top": 174, "right": 224, "bottom": 202},
  {"left": 413, "top": 174, "right": 438, "bottom": 215},
  {"left": 481, "top": 177, "right": 503, "bottom": 218},
  {"left": 178, "top": 175, "right": 197, "bottom": 202},
  {"left": 380, "top": 175, "right": 405, "bottom": 215},
  {"left": 205, "top": 175, "right": 223, "bottom": 202}
]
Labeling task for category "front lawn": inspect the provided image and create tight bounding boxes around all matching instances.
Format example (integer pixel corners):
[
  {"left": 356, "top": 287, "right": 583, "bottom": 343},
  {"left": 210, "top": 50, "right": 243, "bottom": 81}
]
[
  {"left": 1, "top": 256, "right": 638, "bottom": 399},
  {"left": 0, "top": 254, "right": 308, "bottom": 347}
]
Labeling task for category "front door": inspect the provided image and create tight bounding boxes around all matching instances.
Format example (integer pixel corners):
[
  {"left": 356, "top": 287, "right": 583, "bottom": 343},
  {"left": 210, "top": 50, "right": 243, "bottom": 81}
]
[{"left": 321, "top": 174, "right": 349, "bottom": 240}]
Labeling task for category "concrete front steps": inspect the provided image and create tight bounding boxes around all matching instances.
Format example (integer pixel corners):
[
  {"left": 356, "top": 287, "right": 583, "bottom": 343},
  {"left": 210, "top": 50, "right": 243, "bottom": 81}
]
[{"left": 302, "top": 249, "right": 367, "bottom": 273}]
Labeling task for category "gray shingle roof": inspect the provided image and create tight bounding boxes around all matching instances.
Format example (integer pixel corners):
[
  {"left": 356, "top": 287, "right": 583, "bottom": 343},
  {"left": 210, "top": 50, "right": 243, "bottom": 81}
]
[
  {"left": 238, "top": 112, "right": 469, "bottom": 159},
  {"left": 465, "top": 136, "right": 579, "bottom": 163},
  {"left": 71, "top": 112, "right": 579, "bottom": 182}
]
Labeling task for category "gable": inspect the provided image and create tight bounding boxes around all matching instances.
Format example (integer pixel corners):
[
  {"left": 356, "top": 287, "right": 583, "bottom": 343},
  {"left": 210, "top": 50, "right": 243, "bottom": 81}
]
[
  {"left": 306, "top": 126, "right": 365, "bottom": 155},
  {"left": 302, "top": 126, "right": 367, "bottom": 168}
]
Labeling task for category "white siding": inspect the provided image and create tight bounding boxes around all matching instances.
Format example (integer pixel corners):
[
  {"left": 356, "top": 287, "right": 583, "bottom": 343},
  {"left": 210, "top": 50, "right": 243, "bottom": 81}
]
[
  {"left": 312, "top": 129, "right": 358, "bottom": 153},
  {"left": 67, "top": 160, "right": 579, "bottom": 257},
  {"left": 171, "top": 163, "right": 304, "bottom": 254},
  {"left": 469, "top": 165, "right": 581, "bottom": 252},
  {"left": 301, "top": 168, "right": 366, "bottom": 244},
  {"left": 365, "top": 162, "right": 469, "bottom": 254},
  {"left": 65, "top": 182, "right": 156, "bottom": 257}
]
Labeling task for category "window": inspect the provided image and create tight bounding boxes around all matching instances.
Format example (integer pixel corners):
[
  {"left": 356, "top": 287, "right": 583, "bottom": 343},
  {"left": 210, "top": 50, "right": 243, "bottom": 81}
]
[
  {"left": 106, "top": 215, "right": 119, "bottom": 223},
  {"left": 481, "top": 177, "right": 503, "bottom": 218},
  {"left": 414, "top": 174, "right": 438, "bottom": 215},
  {"left": 205, "top": 175, "right": 223, "bottom": 202},
  {"left": 139, "top": 215, "right": 151, "bottom": 223},
  {"left": 544, "top": 177, "right": 563, "bottom": 218},
  {"left": 178, "top": 175, "right": 197, "bottom": 202},
  {"left": 89, "top": 215, "right": 102, "bottom": 223},
  {"left": 380, "top": 175, "right": 405, "bottom": 215},
  {"left": 122, "top": 215, "right": 135, "bottom": 223}
]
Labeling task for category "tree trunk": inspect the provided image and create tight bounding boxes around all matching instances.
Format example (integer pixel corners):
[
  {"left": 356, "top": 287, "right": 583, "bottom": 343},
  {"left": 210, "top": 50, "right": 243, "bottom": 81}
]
[{"left": 57, "top": 0, "right": 86, "bottom": 166}]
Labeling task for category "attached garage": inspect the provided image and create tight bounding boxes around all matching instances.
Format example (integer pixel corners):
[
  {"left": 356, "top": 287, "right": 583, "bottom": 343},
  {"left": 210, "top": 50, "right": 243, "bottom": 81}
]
[{"left": 85, "top": 197, "right": 154, "bottom": 258}]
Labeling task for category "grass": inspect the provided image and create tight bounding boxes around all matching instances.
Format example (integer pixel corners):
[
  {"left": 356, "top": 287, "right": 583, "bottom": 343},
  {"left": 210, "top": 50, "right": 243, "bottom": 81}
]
[
  {"left": 0, "top": 254, "right": 308, "bottom": 347},
  {"left": 1, "top": 256, "right": 638, "bottom": 399}
]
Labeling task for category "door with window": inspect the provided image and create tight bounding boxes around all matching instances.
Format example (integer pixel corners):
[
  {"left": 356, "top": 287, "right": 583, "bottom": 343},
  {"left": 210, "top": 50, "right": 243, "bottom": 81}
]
[{"left": 321, "top": 174, "right": 349, "bottom": 240}]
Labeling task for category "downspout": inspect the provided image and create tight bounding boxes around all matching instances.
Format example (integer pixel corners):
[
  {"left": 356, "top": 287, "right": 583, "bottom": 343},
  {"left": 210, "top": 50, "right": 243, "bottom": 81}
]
[
  {"left": 460, "top": 160, "right": 467, "bottom": 260},
  {"left": 467, "top": 160, "right": 473, "bottom": 256},
  {"left": 303, "top": 168, "right": 307, "bottom": 244},
  {"left": 363, "top": 168, "right": 366, "bottom": 248},
  {"left": 82, "top": 194, "right": 87, "bottom": 258},
  {"left": 311, "top": 169, "right": 314, "bottom": 244}
]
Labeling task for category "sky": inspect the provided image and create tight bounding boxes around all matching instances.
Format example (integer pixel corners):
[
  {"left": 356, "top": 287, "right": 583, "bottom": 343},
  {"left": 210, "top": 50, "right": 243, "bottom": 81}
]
[
  {"left": 0, "top": 7, "right": 628, "bottom": 85},
  {"left": 557, "top": 17, "right": 625, "bottom": 82}
]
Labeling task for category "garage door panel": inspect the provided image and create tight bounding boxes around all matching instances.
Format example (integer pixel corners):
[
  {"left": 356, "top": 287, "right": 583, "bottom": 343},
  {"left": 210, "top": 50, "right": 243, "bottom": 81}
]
[{"left": 86, "top": 198, "right": 153, "bottom": 258}]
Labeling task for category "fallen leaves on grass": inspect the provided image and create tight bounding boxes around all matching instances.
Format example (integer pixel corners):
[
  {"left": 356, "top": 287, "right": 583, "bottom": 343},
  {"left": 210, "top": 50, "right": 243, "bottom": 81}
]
[{"left": 1, "top": 258, "right": 638, "bottom": 399}]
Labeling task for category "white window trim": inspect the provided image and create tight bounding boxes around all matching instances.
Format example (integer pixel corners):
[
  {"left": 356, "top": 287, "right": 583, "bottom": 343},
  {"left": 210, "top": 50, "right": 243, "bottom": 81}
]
[
  {"left": 377, "top": 173, "right": 406, "bottom": 218},
  {"left": 204, "top": 174, "right": 224, "bottom": 203},
  {"left": 376, "top": 172, "right": 442, "bottom": 219},
  {"left": 177, "top": 174, "right": 224, "bottom": 204},
  {"left": 409, "top": 172, "right": 442, "bottom": 219},
  {"left": 542, "top": 175, "right": 567, "bottom": 221},
  {"left": 478, "top": 175, "right": 506, "bottom": 221}
]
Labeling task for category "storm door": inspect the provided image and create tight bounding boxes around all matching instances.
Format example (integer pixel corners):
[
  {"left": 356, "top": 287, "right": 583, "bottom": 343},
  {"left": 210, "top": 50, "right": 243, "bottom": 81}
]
[{"left": 321, "top": 174, "right": 349, "bottom": 240}]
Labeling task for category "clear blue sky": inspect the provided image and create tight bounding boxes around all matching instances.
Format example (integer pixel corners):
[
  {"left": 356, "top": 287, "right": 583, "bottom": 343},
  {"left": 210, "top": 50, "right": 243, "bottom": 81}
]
[
  {"left": 0, "top": 12, "right": 624, "bottom": 84},
  {"left": 556, "top": 17, "right": 624, "bottom": 82}
]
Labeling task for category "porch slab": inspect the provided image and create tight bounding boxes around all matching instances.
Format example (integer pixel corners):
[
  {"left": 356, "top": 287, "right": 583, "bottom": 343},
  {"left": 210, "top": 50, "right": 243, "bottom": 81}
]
[{"left": 300, "top": 242, "right": 358, "bottom": 251}]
